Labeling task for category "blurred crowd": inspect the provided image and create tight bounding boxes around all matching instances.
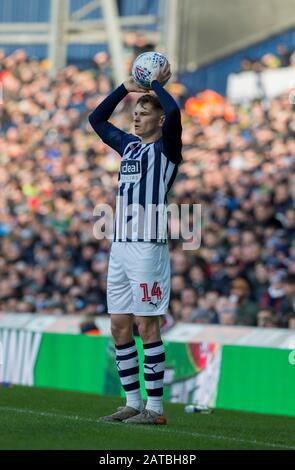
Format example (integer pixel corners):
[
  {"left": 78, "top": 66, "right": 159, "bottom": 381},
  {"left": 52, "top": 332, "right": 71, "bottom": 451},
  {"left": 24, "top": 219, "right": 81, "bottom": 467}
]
[
  {"left": 240, "top": 44, "right": 295, "bottom": 73},
  {"left": 0, "top": 46, "right": 295, "bottom": 329}
]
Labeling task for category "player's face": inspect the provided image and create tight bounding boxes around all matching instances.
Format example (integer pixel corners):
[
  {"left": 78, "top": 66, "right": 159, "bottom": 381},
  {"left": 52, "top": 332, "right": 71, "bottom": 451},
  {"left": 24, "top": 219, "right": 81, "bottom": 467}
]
[{"left": 133, "top": 102, "right": 164, "bottom": 139}]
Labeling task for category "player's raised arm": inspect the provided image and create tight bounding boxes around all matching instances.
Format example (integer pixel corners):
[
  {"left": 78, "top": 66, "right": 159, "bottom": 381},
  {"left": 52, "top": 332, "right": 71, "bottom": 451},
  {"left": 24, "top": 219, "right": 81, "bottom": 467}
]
[
  {"left": 88, "top": 78, "right": 147, "bottom": 155},
  {"left": 88, "top": 84, "right": 128, "bottom": 155},
  {"left": 150, "top": 62, "right": 182, "bottom": 164}
]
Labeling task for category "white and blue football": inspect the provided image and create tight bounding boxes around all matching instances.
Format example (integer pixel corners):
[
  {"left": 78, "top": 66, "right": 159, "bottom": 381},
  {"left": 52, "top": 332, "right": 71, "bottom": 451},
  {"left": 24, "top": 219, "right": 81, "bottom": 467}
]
[{"left": 132, "top": 52, "right": 169, "bottom": 90}]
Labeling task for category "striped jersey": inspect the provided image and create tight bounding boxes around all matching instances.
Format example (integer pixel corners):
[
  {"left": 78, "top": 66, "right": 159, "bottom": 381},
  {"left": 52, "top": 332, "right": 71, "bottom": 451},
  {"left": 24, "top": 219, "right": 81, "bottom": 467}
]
[{"left": 89, "top": 80, "right": 182, "bottom": 243}]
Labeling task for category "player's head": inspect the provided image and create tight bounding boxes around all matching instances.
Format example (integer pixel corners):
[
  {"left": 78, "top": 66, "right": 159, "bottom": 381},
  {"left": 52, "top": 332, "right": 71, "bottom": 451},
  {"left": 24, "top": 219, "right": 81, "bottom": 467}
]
[{"left": 133, "top": 94, "right": 164, "bottom": 141}]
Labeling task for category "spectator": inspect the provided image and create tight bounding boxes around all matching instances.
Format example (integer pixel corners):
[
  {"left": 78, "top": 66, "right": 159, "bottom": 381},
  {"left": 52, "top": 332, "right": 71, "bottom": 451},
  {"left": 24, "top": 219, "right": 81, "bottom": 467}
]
[
  {"left": 288, "top": 314, "right": 295, "bottom": 329},
  {"left": 188, "top": 307, "right": 211, "bottom": 324},
  {"left": 221, "top": 255, "right": 243, "bottom": 295},
  {"left": 239, "top": 44, "right": 294, "bottom": 71},
  {"left": 260, "top": 270, "right": 287, "bottom": 320},
  {"left": 229, "top": 278, "right": 259, "bottom": 326},
  {"left": 257, "top": 309, "right": 278, "bottom": 328},
  {"left": 215, "top": 296, "right": 237, "bottom": 325},
  {"left": 80, "top": 316, "right": 101, "bottom": 335},
  {"left": 180, "top": 287, "right": 198, "bottom": 308},
  {"left": 253, "top": 262, "right": 270, "bottom": 301},
  {"left": 197, "top": 290, "right": 220, "bottom": 324},
  {"left": 276, "top": 45, "right": 291, "bottom": 67},
  {"left": 188, "top": 265, "right": 209, "bottom": 295},
  {"left": 280, "top": 274, "right": 295, "bottom": 327}
]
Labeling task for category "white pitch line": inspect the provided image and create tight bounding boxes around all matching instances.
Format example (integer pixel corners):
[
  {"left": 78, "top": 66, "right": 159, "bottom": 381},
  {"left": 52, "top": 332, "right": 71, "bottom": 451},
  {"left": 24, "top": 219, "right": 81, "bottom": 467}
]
[{"left": 1, "top": 406, "right": 294, "bottom": 450}]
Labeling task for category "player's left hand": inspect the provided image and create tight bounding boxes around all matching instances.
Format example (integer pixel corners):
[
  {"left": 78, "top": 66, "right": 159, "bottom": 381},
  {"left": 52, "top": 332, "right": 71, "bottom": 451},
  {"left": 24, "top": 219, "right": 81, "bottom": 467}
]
[
  {"left": 123, "top": 76, "right": 149, "bottom": 93},
  {"left": 150, "top": 61, "right": 172, "bottom": 86}
]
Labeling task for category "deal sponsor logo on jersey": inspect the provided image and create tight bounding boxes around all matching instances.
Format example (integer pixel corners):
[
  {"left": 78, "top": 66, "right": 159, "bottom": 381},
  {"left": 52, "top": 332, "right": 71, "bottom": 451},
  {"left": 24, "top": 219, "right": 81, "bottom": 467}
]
[{"left": 120, "top": 160, "right": 142, "bottom": 183}]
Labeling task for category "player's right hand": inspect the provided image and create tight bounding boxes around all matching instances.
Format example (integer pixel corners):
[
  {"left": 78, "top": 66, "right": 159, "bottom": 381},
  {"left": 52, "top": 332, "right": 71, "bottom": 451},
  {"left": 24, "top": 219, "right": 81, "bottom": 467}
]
[
  {"left": 150, "top": 61, "right": 172, "bottom": 86},
  {"left": 123, "top": 76, "right": 149, "bottom": 93}
]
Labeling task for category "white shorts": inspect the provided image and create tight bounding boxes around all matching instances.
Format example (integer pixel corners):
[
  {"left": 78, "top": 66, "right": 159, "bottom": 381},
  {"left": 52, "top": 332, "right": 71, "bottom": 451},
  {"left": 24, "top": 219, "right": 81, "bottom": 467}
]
[{"left": 107, "top": 242, "right": 171, "bottom": 316}]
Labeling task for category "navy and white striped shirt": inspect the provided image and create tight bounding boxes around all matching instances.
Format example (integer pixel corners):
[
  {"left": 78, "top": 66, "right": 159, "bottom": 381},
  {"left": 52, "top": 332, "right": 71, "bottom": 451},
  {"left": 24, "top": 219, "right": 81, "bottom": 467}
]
[{"left": 89, "top": 80, "right": 182, "bottom": 242}]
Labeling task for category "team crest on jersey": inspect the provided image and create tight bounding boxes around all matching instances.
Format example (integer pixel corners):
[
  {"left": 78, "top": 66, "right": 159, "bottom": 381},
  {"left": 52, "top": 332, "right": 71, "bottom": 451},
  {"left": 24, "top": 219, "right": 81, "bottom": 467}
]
[{"left": 120, "top": 160, "right": 142, "bottom": 183}]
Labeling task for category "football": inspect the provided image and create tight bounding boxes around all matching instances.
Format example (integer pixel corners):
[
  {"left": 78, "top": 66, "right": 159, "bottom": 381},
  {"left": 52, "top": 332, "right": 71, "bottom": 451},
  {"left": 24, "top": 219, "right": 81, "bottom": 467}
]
[{"left": 132, "top": 51, "right": 169, "bottom": 90}]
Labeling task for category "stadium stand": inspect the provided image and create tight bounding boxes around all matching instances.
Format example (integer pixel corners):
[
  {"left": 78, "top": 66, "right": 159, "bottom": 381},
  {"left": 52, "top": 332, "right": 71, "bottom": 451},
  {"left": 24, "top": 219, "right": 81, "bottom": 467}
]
[{"left": 1, "top": 48, "right": 294, "bottom": 328}]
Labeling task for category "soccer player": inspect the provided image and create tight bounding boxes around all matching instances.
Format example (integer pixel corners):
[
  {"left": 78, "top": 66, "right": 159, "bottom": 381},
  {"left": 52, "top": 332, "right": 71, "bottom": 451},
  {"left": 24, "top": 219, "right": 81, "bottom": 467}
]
[{"left": 89, "top": 61, "right": 182, "bottom": 425}]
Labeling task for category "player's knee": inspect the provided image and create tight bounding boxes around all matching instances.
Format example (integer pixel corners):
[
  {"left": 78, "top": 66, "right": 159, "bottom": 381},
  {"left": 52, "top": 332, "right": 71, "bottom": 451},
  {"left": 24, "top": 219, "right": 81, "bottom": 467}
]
[
  {"left": 111, "top": 323, "right": 123, "bottom": 342},
  {"left": 111, "top": 322, "right": 132, "bottom": 345},
  {"left": 137, "top": 319, "right": 160, "bottom": 343}
]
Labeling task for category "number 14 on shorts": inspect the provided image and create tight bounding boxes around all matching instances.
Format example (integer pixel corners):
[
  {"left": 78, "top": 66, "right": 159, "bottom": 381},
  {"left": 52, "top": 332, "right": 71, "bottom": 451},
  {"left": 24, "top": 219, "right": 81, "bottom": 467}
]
[{"left": 140, "top": 282, "right": 163, "bottom": 302}]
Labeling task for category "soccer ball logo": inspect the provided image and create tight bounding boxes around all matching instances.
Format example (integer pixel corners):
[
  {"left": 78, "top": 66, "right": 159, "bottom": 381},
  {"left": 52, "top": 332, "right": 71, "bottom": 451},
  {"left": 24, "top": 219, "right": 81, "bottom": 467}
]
[
  {"left": 134, "top": 66, "right": 146, "bottom": 82},
  {"left": 132, "top": 52, "right": 169, "bottom": 90}
]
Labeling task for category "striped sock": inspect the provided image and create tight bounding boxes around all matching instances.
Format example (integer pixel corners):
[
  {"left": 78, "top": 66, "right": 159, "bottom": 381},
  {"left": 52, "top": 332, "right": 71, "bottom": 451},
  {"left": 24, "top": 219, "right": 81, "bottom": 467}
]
[
  {"left": 115, "top": 340, "right": 143, "bottom": 411},
  {"left": 144, "top": 340, "right": 165, "bottom": 415}
]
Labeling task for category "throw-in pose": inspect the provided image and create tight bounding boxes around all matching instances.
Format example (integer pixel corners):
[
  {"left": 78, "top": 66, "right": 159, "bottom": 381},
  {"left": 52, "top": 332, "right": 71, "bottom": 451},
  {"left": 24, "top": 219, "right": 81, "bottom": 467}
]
[{"left": 89, "top": 61, "right": 182, "bottom": 425}]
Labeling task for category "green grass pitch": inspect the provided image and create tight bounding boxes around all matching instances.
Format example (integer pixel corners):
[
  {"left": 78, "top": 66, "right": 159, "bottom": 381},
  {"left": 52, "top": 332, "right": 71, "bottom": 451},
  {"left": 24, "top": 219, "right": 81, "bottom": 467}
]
[{"left": 0, "top": 386, "right": 294, "bottom": 450}]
